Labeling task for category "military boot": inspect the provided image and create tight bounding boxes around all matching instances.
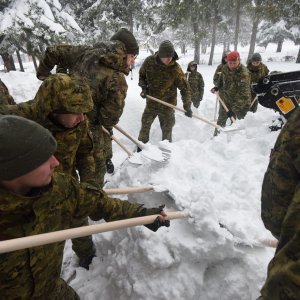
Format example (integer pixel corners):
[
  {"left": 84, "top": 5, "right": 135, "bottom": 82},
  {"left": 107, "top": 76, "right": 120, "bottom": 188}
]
[
  {"left": 78, "top": 246, "right": 96, "bottom": 270},
  {"left": 105, "top": 159, "right": 114, "bottom": 174}
]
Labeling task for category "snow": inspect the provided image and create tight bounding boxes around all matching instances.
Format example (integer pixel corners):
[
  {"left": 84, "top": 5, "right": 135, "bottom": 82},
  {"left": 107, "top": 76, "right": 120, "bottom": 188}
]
[{"left": 1, "top": 41, "right": 300, "bottom": 300}]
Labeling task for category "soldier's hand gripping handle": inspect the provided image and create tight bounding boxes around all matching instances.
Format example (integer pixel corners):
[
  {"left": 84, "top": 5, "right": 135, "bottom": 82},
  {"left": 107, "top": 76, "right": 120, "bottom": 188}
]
[{"left": 139, "top": 205, "right": 170, "bottom": 232}]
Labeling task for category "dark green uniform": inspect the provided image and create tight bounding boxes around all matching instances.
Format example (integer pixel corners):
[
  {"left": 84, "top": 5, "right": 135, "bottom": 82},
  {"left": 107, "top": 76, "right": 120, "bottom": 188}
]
[
  {"left": 0, "top": 172, "right": 148, "bottom": 299},
  {"left": 247, "top": 62, "right": 269, "bottom": 112},
  {"left": 0, "top": 79, "right": 15, "bottom": 105},
  {"left": 260, "top": 108, "right": 300, "bottom": 299},
  {"left": 138, "top": 54, "right": 191, "bottom": 143},
  {"left": 185, "top": 62, "right": 204, "bottom": 108},
  {"left": 217, "top": 63, "right": 251, "bottom": 127},
  {"left": 36, "top": 41, "right": 129, "bottom": 186},
  {"left": 0, "top": 74, "right": 96, "bottom": 262}
]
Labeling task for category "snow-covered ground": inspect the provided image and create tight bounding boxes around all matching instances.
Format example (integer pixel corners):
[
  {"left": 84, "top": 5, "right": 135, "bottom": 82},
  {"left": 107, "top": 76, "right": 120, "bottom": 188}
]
[{"left": 1, "top": 41, "right": 300, "bottom": 300}]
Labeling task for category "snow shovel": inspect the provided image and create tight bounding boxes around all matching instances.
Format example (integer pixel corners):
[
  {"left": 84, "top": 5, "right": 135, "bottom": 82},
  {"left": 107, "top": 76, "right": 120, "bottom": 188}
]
[
  {"left": 145, "top": 95, "right": 240, "bottom": 133},
  {"left": 216, "top": 93, "right": 236, "bottom": 124},
  {"left": 0, "top": 210, "right": 190, "bottom": 254},
  {"left": 113, "top": 124, "right": 171, "bottom": 162},
  {"left": 102, "top": 126, "right": 133, "bottom": 157},
  {"left": 104, "top": 185, "right": 154, "bottom": 195}
]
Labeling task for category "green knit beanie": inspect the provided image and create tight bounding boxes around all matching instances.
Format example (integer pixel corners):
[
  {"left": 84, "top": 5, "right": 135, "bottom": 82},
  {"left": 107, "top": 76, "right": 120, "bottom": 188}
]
[
  {"left": 110, "top": 28, "right": 139, "bottom": 55},
  {"left": 0, "top": 115, "right": 57, "bottom": 180},
  {"left": 251, "top": 53, "right": 262, "bottom": 61},
  {"left": 158, "top": 40, "right": 175, "bottom": 58}
]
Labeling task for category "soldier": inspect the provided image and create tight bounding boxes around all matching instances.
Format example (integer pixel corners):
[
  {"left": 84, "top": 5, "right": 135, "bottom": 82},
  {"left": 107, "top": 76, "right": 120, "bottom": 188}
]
[
  {"left": 185, "top": 61, "right": 204, "bottom": 109},
  {"left": 211, "top": 51, "right": 251, "bottom": 134},
  {"left": 138, "top": 40, "right": 192, "bottom": 145},
  {"left": 36, "top": 28, "right": 139, "bottom": 187},
  {"left": 0, "top": 115, "right": 169, "bottom": 299},
  {"left": 247, "top": 53, "right": 269, "bottom": 113},
  {"left": 0, "top": 73, "right": 97, "bottom": 269},
  {"left": 212, "top": 50, "right": 231, "bottom": 92},
  {"left": 0, "top": 78, "right": 15, "bottom": 105},
  {"left": 258, "top": 100, "right": 300, "bottom": 299}
]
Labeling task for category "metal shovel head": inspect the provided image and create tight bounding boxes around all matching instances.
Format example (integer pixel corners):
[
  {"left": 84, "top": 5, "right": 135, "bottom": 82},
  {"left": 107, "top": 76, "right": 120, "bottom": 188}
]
[{"left": 139, "top": 143, "right": 171, "bottom": 162}]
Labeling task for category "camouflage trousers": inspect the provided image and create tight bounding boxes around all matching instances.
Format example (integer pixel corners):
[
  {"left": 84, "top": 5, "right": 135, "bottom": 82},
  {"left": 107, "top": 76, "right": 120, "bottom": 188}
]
[
  {"left": 216, "top": 102, "right": 248, "bottom": 127},
  {"left": 91, "top": 127, "right": 110, "bottom": 188},
  {"left": 191, "top": 95, "right": 201, "bottom": 108},
  {"left": 53, "top": 278, "right": 80, "bottom": 300},
  {"left": 71, "top": 217, "right": 95, "bottom": 262},
  {"left": 138, "top": 105, "right": 175, "bottom": 143}
]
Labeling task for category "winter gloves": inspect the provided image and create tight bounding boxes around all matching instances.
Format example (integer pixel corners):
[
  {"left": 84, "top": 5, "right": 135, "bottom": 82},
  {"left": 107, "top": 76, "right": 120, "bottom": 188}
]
[
  {"left": 184, "top": 108, "right": 193, "bottom": 118},
  {"left": 210, "top": 87, "right": 219, "bottom": 94},
  {"left": 139, "top": 205, "right": 170, "bottom": 232}
]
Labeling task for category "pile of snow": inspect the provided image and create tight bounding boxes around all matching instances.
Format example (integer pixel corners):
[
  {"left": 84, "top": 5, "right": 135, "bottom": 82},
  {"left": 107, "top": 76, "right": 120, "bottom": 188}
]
[{"left": 1, "top": 41, "right": 299, "bottom": 300}]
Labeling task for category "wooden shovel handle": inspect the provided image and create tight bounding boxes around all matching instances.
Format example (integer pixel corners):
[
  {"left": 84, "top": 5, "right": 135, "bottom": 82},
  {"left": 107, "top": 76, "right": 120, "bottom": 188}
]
[
  {"left": 113, "top": 124, "right": 145, "bottom": 149},
  {"left": 0, "top": 211, "right": 190, "bottom": 254},
  {"left": 146, "top": 95, "right": 222, "bottom": 130},
  {"left": 102, "top": 126, "right": 132, "bottom": 156},
  {"left": 216, "top": 93, "right": 236, "bottom": 123},
  {"left": 104, "top": 186, "right": 154, "bottom": 195}
]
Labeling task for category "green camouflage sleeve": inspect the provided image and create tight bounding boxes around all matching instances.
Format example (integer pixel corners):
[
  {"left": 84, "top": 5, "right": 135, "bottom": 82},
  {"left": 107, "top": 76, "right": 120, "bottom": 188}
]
[
  {"left": 75, "top": 121, "right": 96, "bottom": 183},
  {"left": 0, "top": 80, "right": 15, "bottom": 105},
  {"left": 213, "top": 64, "right": 223, "bottom": 87},
  {"left": 198, "top": 73, "right": 204, "bottom": 100},
  {"left": 0, "top": 102, "right": 33, "bottom": 118},
  {"left": 175, "top": 66, "right": 192, "bottom": 111},
  {"left": 261, "top": 110, "right": 300, "bottom": 239},
  {"left": 100, "top": 72, "right": 127, "bottom": 127},
  {"left": 138, "top": 58, "right": 148, "bottom": 90},
  {"left": 36, "top": 45, "right": 87, "bottom": 80}
]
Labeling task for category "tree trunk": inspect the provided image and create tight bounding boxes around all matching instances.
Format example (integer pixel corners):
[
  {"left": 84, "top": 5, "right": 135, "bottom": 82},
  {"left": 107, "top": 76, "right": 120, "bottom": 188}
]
[
  {"left": 193, "top": 22, "right": 200, "bottom": 63},
  {"left": 1, "top": 53, "right": 16, "bottom": 71},
  {"left": 296, "top": 46, "right": 300, "bottom": 63},
  {"left": 16, "top": 50, "right": 25, "bottom": 72},
  {"left": 276, "top": 39, "right": 283, "bottom": 52},
  {"left": 32, "top": 55, "right": 38, "bottom": 71},
  {"left": 234, "top": 0, "right": 241, "bottom": 51},
  {"left": 201, "top": 42, "right": 207, "bottom": 54},
  {"left": 180, "top": 43, "right": 186, "bottom": 54},
  {"left": 208, "top": 10, "right": 218, "bottom": 66},
  {"left": 247, "top": 11, "right": 260, "bottom": 62}
]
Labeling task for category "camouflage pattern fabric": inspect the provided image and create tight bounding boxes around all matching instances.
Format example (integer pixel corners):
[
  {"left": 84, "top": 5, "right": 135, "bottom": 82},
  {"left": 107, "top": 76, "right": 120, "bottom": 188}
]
[
  {"left": 216, "top": 63, "right": 251, "bottom": 127},
  {"left": 0, "top": 74, "right": 97, "bottom": 260},
  {"left": 260, "top": 108, "right": 300, "bottom": 299},
  {"left": 138, "top": 54, "right": 191, "bottom": 143},
  {"left": 37, "top": 42, "right": 129, "bottom": 184},
  {"left": 247, "top": 62, "right": 269, "bottom": 112},
  {"left": 0, "top": 79, "right": 15, "bottom": 105},
  {"left": 0, "top": 172, "right": 146, "bottom": 299},
  {"left": 185, "top": 64, "right": 204, "bottom": 108}
]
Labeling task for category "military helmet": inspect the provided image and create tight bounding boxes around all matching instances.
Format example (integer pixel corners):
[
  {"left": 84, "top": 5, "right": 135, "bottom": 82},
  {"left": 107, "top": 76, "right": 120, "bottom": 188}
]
[{"left": 33, "top": 73, "right": 93, "bottom": 118}]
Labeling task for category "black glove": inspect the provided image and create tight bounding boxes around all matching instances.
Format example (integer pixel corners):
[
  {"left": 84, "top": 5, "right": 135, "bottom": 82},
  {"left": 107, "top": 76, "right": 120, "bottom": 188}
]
[
  {"left": 226, "top": 110, "right": 236, "bottom": 119},
  {"left": 184, "top": 109, "right": 193, "bottom": 118},
  {"left": 139, "top": 205, "right": 170, "bottom": 232},
  {"left": 210, "top": 87, "right": 219, "bottom": 94},
  {"left": 140, "top": 90, "right": 147, "bottom": 99}
]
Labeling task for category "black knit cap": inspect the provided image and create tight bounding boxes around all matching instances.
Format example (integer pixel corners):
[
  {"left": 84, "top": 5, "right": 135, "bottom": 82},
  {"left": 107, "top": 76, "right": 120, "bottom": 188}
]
[
  {"left": 158, "top": 40, "right": 175, "bottom": 58},
  {"left": 251, "top": 53, "right": 262, "bottom": 61},
  {"left": 0, "top": 115, "right": 57, "bottom": 180},
  {"left": 110, "top": 28, "right": 139, "bottom": 55}
]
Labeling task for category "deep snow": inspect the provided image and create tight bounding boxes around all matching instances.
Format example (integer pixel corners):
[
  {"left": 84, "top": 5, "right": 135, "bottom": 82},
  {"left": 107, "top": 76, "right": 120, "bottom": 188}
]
[{"left": 1, "top": 41, "right": 300, "bottom": 300}]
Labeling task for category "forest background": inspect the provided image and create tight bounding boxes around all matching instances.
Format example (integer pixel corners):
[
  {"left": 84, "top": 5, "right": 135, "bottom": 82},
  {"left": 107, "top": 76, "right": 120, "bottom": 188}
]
[{"left": 0, "top": 0, "right": 299, "bottom": 72}]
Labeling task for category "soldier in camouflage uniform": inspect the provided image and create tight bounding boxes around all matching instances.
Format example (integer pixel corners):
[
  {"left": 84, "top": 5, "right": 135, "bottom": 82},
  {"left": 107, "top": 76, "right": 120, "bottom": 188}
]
[
  {"left": 247, "top": 53, "right": 269, "bottom": 113},
  {"left": 0, "top": 73, "right": 97, "bottom": 269},
  {"left": 0, "top": 79, "right": 15, "bottom": 105},
  {"left": 211, "top": 51, "right": 251, "bottom": 132},
  {"left": 185, "top": 61, "right": 204, "bottom": 108},
  {"left": 36, "top": 28, "right": 139, "bottom": 186},
  {"left": 138, "top": 40, "right": 192, "bottom": 144},
  {"left": 258, "top": 104, "right": 300, "bottom": 299},
  {"left": 0, "top": 115, "right": 169, "bottom": 299}
]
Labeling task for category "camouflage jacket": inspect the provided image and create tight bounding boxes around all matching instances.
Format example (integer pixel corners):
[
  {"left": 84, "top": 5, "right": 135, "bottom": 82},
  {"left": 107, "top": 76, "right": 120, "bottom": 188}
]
[
  {"left": 219, "top": 63, "right": 251, "bottom": 112},
  {"left": 247, "top": 62, "right": 269, "bottom": 84},
  {"left": 0, "top": 172, "right": 144, "bottom": 299},
  {"left": 0, "top": 79, "right": 15, "bottom": 105},
  {"left": 261, "top": 108, "right": 300, "bottom": 240},
  {"left": 260, "top": 108, "right": 300, "bottom": 299},
  {"left": 185, "top": 70, "right": 204, "bottom": 101},
  {"left": 0, "top": 102, "right": 95, "bottom": 182},
  {"left": 213, "top": 63, "right": 226, "bottom": 88},
  {"left": 36, "top": 42, "right": 129, "bottom": 128},
  {"left": 139, "top": 54, "right": 191, "bottom": 111}
]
